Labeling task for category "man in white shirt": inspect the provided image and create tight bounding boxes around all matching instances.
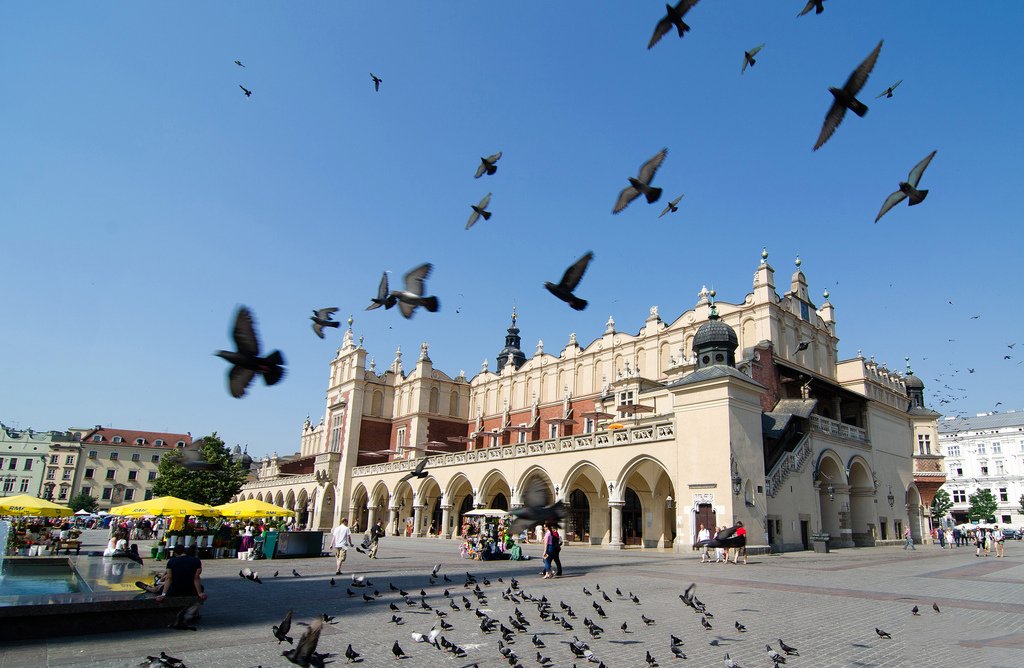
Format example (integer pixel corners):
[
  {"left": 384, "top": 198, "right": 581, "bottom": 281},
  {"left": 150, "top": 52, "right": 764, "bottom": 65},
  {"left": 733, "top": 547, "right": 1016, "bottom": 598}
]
[
  {"left": 331, "top": 518, "right": 353, "bottom": 575},
  {"left": 697, "top": 524, "right": 711, "bottom": 563}
]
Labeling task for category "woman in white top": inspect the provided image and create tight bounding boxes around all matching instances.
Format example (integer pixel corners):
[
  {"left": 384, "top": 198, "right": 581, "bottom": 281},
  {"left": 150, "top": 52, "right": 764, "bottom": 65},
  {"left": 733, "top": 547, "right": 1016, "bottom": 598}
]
[{"left": 697, "top": 524, "right": 711, "bottom": 563}]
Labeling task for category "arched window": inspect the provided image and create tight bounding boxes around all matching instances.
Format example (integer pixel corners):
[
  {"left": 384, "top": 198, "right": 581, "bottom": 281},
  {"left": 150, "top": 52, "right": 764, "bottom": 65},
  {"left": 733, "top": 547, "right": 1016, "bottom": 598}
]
[
  {"left": 449, "top": 391, "right": 459, "bottom": 416},
  {"left": 429, "top": 387, "right": 440, "bottom": 413},
  {"left": 491, "top": 493, "right": 508, "bottom": 511},
  {"left": 371, "top": 391, "right": 383, "bottom": 417}
]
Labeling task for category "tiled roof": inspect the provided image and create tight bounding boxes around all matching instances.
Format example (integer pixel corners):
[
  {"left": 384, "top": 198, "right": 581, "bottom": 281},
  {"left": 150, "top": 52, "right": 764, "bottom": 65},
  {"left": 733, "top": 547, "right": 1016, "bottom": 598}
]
[
  {"left": 938, "top": 411, "right": 1024, "bottom": 433},
  {"left": 75, "top": 427, "right": 191, "bottom": 448},
  {"left": 666, "top": 365, "right": 765, "bottom": 389}
]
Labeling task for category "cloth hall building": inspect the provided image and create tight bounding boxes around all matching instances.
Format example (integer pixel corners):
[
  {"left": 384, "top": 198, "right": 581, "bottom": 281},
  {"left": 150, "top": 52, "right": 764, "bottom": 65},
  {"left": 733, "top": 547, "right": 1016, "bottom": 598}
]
[{"left": 238, "top": 252, "right": 941, "bottom": 553}]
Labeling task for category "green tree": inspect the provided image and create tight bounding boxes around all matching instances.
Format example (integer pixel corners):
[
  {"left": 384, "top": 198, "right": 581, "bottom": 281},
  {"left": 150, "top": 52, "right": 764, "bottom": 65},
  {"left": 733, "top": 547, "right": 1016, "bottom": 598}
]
[
  {"left": 967, "top": 488, "right": 998, "bottom": 523},
  {"left": 1018, "top": 494, "right": 1024, "bottom": 516},
  {"left": 67, "top": 491, "right": 99, "bottom": 513},
  {"left": 931, "top": 489, "right": 953, "bottom": 520},
  {"left": 151, "top": 433, "right": 248, "bottom": 506}
]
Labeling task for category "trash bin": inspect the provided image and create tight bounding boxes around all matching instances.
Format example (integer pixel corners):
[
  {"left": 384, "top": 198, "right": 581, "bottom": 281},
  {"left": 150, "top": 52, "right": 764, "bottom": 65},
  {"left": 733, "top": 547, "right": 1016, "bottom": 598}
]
[
  {"left": 261, "top": 532, "right": 279, "bottom": 560},
  {"left": 811, "top": 532, "right": 830, "bottom": 553}
]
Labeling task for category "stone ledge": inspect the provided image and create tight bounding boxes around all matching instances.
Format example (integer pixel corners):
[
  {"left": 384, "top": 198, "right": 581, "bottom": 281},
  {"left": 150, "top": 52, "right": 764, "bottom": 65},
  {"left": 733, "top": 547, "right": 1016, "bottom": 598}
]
[{"left": 0, "top": 595, "right": 196, "bottom": 641}]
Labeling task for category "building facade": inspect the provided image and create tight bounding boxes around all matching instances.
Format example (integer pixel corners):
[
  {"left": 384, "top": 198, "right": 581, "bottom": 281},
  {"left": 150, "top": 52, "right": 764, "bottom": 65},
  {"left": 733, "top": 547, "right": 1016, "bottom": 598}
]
[
  {"left": 65, "top": 426, "right": 192, "bottom": 510},
  {"left": 239, "top": 251, "right": 940, "bottom": 551},
  {"left": 0, "top": 423, "right": 61, "bottom": 499},
  {"left": 938, "top": 411, "right": 1024, "bottom": 527}
]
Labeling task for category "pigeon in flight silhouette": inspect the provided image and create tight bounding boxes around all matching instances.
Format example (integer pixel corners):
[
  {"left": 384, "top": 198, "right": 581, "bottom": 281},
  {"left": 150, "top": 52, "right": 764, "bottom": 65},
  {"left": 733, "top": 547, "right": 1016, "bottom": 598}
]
[
  {"left": 390, "top": 263, "right": 440, "bottom": 318},
  {"left": 813, "top": 40, "right": 883, "bottom": 150},
  {"left": 215, "top": 306, "right": 285, "bottom": 398},
  {"left": 239, "top": 85, "right": 252, "bottom": 98},
  {"left": 310, "top": 308, "right": 340, "bottom": 339},
  {"left": 648, "top": 1, "right": 702, "bottom": 50},
  {"left": 613, "top": 148, "right": 668, "bottom": 213},
  {"left": 466, "top": 193, "right": 492, "bottom": 230},
  {"left": 798, "top": 0, "right": 825, "bottom": 16},
  {"left": 742, "top": 44, "right": 765, "bottom": 73},
  {"left": 659, "top": 194, "right": 684, "bottom": 218},
  {"left": 876, "top": 79, "right": 902, "bottom": 98},
  {"left": 474, "top": 152, "right": 503, "bottom": 178},
  {"left": 875, "top": 150, "right": 936, "bottom": 222},
  {"left": 371, "top": 73, "right": 382, "bottom": 92},
  {"left": 366, "top": 272, "right": 397, "bottom": 311},
  {"left": 544, "top": 251, "right": 594, "bottom": 311}
]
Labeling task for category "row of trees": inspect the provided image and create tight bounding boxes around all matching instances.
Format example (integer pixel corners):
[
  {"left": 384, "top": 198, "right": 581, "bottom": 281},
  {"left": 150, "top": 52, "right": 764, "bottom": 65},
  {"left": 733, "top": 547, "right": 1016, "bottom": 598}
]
[
  {"left": 65, "top": 434, "right": 249, "bottom": 511},
  {"left": 931, "top": 488, "right": 1024, "bottom": 524}
]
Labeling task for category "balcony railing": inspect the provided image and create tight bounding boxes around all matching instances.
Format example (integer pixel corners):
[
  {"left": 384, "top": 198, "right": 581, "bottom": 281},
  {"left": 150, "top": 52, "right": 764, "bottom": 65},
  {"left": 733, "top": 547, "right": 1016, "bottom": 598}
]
[
  {"left": 766, "top": 434, "right": 812, "bottom": 497},
  {"left": 351, "top": 421, "right": 676, "bottom": 478},
  {"left": 809, "top": 414, "right": 868, "bottom": 444}
]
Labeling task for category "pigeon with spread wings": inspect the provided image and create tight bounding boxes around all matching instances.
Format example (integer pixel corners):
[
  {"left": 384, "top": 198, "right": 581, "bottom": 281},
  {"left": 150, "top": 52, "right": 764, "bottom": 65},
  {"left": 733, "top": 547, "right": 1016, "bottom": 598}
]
[
  {"left": 475, "top": 152, "right": 503, "bottom": 178},
  {"left": 876, "top": 80, "right": 902, "bottom": 98},
  {"left": 648, "top": 1, "right": 702, "bottom": 50},
  {"left": 508, "top": 477, "right": 566, "bottom": 533},
  {"left": 398, "top": 457, "right": 429, "bottom": 484},
  {"left": 389, "top": 263, "right": 440, "bottom": 318},
  {"left": 366, "top": 272, "right": 397, "bottom": 311},
  {"left": 742, "top": 44, "right": 765, "bottom": 73},
  {"left": 875, "top": 150, "right": 936, "bottom": 223},
  {"left": 215, "top": 306, "right": 285, "bottom": 398},
  {"left": 545, "top": 251, "right": 594, "bottom": 311},
  {"left": 813, "top": 40, "right": 883, "bottom": 151},
  {"left": 613, "top": 148, "right": 667, "bottom": 213},
  {"left": 283, "top": 618, "right": 325, "bottom": 666},
  {"left": 799, "top": 0, "right": 825, "bottom": 16},
  {"left": 370, "top": 73, "right": 382, "bottom": 92},
  {"left": 310, "top": 308, "right": 340, "bottom": 339},
  {"left": 466, "top": 193, "right": 492, "bottom": 230},
  {"left": 659, "top": 194, "right": 684, "bottom": 218}
]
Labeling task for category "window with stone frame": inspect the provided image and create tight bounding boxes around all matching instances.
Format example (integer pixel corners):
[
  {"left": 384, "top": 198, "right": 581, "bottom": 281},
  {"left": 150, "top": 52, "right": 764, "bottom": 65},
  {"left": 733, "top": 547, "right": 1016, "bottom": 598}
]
[
  {"left": 999, "top": 487, "right": 1008, "bottom": 502},
  {"left": 946, "top": 444, "right": 960, "bottom": 457},
  {"left": 19, "top": 479, "right": 29, "bottom": 493},
  {"left": 952, "top": 489, "right": 966, "bottom": 503},
  {"left": 917, "top": 433, "right": 931, "bottom": 455}
]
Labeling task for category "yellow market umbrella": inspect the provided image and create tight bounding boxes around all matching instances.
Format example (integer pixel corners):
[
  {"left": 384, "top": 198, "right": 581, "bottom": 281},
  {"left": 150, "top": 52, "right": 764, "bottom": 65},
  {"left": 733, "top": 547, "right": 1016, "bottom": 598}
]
[
  {"left": 0, "top": 494, "right": 73, "bottom": 517},
  {"left": 214, "top": 499, "right": 296, "bottom": 519},
  {"left": 108, "top": 496, "right": 220, "bottom": 518}
]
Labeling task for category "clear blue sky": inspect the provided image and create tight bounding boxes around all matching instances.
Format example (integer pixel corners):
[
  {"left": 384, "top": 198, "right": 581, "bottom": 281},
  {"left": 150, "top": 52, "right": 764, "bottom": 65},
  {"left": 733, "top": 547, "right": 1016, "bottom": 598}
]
[{"left": 2, "top": 2, "right": 1020, "bottom": 456}]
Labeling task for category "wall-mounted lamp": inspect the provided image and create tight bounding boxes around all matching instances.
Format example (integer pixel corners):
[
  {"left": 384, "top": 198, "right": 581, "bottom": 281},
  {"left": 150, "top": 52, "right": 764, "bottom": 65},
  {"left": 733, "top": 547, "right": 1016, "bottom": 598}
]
[
  {"left": 887, "top": 485, "right": 895, "bottom": 509},
  {"left": 732, "top": 474, "right": 743, "bottom": 495},
  {"left": 827, "top": 483, "right": 835, "bottom": 502},
  {"left": 665, "top": 495, "right": 674, "bottom": 510}
]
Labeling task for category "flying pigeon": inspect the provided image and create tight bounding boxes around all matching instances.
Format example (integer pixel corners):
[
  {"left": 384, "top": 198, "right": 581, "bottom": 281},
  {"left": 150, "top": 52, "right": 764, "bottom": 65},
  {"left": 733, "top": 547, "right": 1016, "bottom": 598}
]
[
  {"left": 239, "top": 85, "right": 252, "bottom": 98},
  {"left": 273, "top": 610, "right": 294, "bottom": 644},
  {"left": 813, "top": 40, "right": 883, "bottom": 151},
  {"left": 215, "top": 306, "right": 286, "bottom": 398},
  {"left": 874, "top": 150, "right": 937, "bottom": 222},
  {"left": 474, "top": 152, "right": 503, "bottom": 178},
  {"left": 658, "top": 194, "right": 684, "bottom": 218},
  {"left": 544, "top": 251, "right": 594, "bottom": 311},
  {"left": 648, "top": 1, "right": 702, "bottom": 50},
  {"left": 366, "top": 272, "right": 397, "bottom": 311},
  {"left": 371, "top": 73, "right": 382, "bottom": 91},
  {"left": 798, "top": 0, "right": 825, "bottom": 16},
  {"left": 742, "top": 44, "right": 765, "bottom": 73},
  {"left": 390, "top": 263, "right": 440, "bottom": 318},
  {"left": 282, "top": 618, "right": 323, "bottom": 666},
  {"left": 508, "top": 476, "right": 567, "bottom": 533},
  {"left": 876, "top": 79, "right": 902, "bottom": 98},
  {"left": 613, "top": 148, "right": 668, "bottom": 213},
  {"left": 310, "top": 307, "right": 340, "bottom": 339},
  {"left": 466, "top": 193, "right": 493, "bottom": 230},
  {"left": 234, "top": 60, "right": 245, "bottom": 67},
  {"left": 796, "top": 338, "right": 813, "bottom": 352},
  {"left": 398, "top": 457, "right": 429, "bottom": 484}
]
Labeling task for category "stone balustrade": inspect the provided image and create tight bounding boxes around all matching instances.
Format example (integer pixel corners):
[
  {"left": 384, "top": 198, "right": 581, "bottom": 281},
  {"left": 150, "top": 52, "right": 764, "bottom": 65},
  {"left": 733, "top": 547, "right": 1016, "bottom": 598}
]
[{"left": 809, "top": 414, "right": 868, "bottom": 444}]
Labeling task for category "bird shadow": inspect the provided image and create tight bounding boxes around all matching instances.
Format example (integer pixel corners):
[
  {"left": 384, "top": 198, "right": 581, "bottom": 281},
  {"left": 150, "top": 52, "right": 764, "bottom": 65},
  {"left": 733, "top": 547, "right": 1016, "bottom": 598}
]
[
  {"left": 735, "top": 608, "right": 761, "bottom": 613},
  {"left": 607, "top": 639, "right": 643, "bottom": 646},
  {"left": 850, "top": 643, "right": 871, "bottom": 648}
]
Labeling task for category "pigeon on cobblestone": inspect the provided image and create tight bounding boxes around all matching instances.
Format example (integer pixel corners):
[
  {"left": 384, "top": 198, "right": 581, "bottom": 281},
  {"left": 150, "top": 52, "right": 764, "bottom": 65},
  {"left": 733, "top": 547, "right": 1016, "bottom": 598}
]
[
  {"left": 701, "top": 616, "right": 712, "bottom": 631},
  {"left": 875, "top": 627, "right": 892, "bottom": 639},
  {"left": 642, "top": 614, "right": 655, "bottom": 626},
  {"left": 734, "top": 621, "right": 746, "bottom": 632},
  {"left": 911, "top": 605, "right": 919, "bottom": 615},
  {"left": 778, "top": 639, "right": 799, "bottom": 656},
  {"left": 345, "top": 644, "right": 360, "bottom": 662},
  {"left": 723, "top": 653, "right": 741, "bottom": 668},
  {"left": 392, "top": 640, "right": 407, "bottom": 658},
  {"left": 766, "top": 644, "right": 786, "bottom": 664},
  {"left": 933, "top": 602, "right": 941, "bottom": 613},
  {"left": 670, "top": 645, "right": 687, "bottom": 659}
]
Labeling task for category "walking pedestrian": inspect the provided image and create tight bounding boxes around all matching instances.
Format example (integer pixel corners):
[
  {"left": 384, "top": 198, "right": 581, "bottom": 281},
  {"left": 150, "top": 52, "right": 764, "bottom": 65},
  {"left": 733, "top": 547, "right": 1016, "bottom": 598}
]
[
  {"left": 732, "top": 521, "right": 748, "bottom": 564},
  {"left": 331, "top": 517, "right": 353, "bottom": 575},
  {"left": 368, "top": 520, "right": 385, "bottom": 559},
  {"left": 937, "top": 527, "right": 946, "bottom": 548},
  {"left": 975, "top": 528, "right": 985, "bottom": 557},
  {"left": 541, "top": 522, "right": 558, "bottom": 579},
  {"left": 550, "top": 523, "right": 563, "bottom": 576},
  {"left": 902, "top": 525, "right": 916, "bottom": 550},
  {"left": 697, "top": 524, "right": 711, "bottom": 563},
  {"left": 994, "top": 526, "right": 1006, "bottom": 557},
  {"left": 715, "top": 527, "right": 726, "bottom": 563}
]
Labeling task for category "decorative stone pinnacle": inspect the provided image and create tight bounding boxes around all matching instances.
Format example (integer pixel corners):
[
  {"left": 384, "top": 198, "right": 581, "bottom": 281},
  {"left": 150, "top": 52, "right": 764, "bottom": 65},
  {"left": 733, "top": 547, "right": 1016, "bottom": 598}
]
[
  {"left": 347, "top": 314, "right": 354, "bottom": 328},
  {"left": 823, "top": 289, "right": 830, "bottom": 300},
  {"left": 761, "top": 247, "right": 769, "bottom": 262},
  {"left": 795, "top": 256, "right": 802, "bottom": 268}
]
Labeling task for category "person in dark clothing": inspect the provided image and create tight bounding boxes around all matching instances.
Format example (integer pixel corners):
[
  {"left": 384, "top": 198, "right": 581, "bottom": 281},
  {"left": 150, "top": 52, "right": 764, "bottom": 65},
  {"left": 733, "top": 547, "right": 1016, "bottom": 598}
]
[
  {"left": 155, "top": 544, "right": 206, "bottom": 601},
  {"left": 550, "top": 524, "right": 563, "bottom": 576},
  {"left": 368, "top": 521, "right": 385, "bottom": 559}
]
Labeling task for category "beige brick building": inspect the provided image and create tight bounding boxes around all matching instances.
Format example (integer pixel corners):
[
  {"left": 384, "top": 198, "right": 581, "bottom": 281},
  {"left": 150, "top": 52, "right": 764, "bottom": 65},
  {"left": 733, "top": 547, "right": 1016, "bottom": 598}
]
[{"left": 239, "top": 250, "right": 941, "bottom": 552}]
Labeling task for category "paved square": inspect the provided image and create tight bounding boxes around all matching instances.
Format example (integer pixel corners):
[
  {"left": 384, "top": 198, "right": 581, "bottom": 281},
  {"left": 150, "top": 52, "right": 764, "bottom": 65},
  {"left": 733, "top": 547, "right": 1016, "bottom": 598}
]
[{"left": 2, "top": 533, "right": 1022, "bottom": 667}]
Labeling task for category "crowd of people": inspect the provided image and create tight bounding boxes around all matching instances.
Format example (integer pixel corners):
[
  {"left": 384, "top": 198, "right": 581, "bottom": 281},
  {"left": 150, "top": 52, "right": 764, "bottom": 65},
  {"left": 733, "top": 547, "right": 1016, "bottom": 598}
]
[
  {"left": 928, "top": 524, "right": 1010, "bottom": 557},
  {"left": 695, "top": 522, "right": 747, "bottom": 564}
]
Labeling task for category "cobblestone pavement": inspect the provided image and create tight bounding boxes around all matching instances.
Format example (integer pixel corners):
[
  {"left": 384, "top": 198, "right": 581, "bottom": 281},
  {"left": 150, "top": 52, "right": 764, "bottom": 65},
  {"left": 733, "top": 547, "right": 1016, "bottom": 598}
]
[{"left": 2, "top": 533, "right": 1022, "bottom": 667}]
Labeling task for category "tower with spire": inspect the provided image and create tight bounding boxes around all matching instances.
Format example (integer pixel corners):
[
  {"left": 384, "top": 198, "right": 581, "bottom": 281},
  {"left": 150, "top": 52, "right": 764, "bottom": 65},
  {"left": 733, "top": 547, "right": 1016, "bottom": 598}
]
[{"left": 496, "top": 306, "right": 527, "bottom": 373}]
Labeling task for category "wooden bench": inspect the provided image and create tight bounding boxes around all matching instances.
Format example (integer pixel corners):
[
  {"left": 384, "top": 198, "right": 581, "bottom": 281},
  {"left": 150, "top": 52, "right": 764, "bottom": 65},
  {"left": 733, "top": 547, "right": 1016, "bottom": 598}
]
[{"left": 55, "top": 539, "right": 83, "bottom": 555}]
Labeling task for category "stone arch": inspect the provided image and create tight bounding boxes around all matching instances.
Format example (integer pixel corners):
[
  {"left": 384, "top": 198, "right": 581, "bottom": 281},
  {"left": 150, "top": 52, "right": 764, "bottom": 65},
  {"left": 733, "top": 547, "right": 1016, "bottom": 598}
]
[
  {"left": 741, "top": 318, "right": 755, "bottom": 353},
  {"left": 636, "top": 348, "right": 646, "bottom": 376},
  {"left": 416, "top": 477, "right": 443, "bottom": 537},
  {"left": 371, "top": 390, "right": 384, "bottom": 417},
  {"left": 429, "top": 387, "right": 440, "bottom": 414},
  {"left": 391, "top": 480, "right": 414, "bottom": 536},
  {"left": 847, "top": 458, "right": 874, "bottom": 546},
  {"left": 296, "top": 488, "right": 310, "bottom": 527},
  {"left": 562, "top": 461, "right": 608, "bottom": 545},
  {"left": 255, "top": 492, "right": 264, "bottom": 502},
  {"left": 516, "top": 465, "right": 555, "bottom": 501},
  {"left": 282, "top": 490, "right": 292, "bottom": 511},
  {"left": 350, "top": 483, "right": 369, "bottom": 533},
  {"left": 815, "top": 450, "right": 846, "bottom": 544},
  {"left": 446, "top": 473, "right": 474, "bottom": 538},
  {"left": 615, "top": 455, "right": 676, "bottom": 548},
  {"left": 478, "top": 469, "right": 512, "bottom": 509}
]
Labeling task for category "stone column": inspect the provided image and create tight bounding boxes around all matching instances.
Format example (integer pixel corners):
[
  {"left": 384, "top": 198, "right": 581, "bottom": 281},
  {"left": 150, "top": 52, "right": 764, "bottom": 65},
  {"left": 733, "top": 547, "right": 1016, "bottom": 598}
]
[
  {"left": 607, "top": 501, "right": 624, "bottom": 549},
  {"left": 367, "top": 506, "right": 379, "bottom": 532},
  {"left": 388, "top": 506, "right": 400, "bottom": 537},
  {"left": 441, "top": 505, "right": 452, "bottom": 539},
  {"left": 413, "top": 505, "right": 425, "bottom": 537}
]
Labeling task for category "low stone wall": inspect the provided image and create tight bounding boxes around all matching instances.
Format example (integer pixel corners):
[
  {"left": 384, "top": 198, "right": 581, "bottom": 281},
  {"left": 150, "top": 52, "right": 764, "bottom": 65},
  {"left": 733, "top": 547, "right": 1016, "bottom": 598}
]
[{"left": 0, "top": 595, "right": 196, "bottom": 641}]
